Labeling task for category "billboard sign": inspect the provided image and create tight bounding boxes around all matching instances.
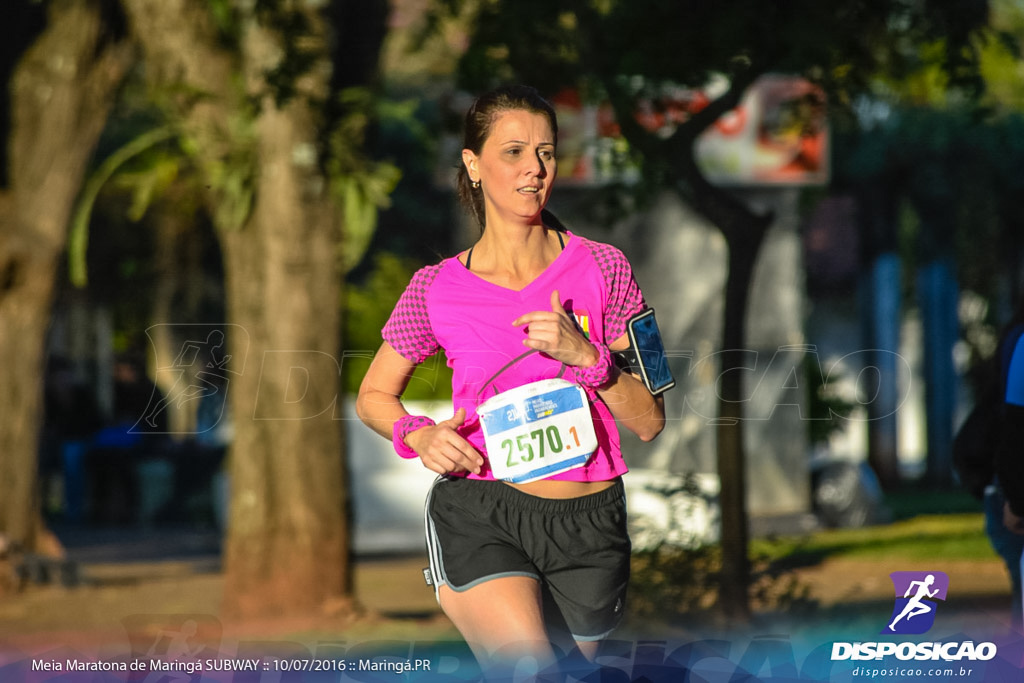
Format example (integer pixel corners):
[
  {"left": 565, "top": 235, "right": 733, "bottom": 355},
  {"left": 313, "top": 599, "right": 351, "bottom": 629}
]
[{"left": 553, "top": 74, "right": 829, "bottom": 187}]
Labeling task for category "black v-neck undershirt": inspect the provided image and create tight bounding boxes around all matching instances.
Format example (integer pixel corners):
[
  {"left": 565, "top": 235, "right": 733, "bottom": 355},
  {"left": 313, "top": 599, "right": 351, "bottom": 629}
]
[{"left": 464, "top": 230, "right": 565, "bottom": 272}]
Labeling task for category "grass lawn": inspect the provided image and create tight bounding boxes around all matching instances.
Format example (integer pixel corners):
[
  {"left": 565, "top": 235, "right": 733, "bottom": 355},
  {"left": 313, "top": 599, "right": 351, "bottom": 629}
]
[
  {"left": 754, "top": 488, "right": 992, "bottom": 564},
  {"left": 754, "top": 511, "right": 992, "bottom": 564}
]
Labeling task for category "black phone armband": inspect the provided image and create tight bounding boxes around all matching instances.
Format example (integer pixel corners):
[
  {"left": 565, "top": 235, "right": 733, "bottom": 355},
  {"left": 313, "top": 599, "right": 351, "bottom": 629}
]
[{"left": 613, "top": 308, "right": 675, "bottom": 395}]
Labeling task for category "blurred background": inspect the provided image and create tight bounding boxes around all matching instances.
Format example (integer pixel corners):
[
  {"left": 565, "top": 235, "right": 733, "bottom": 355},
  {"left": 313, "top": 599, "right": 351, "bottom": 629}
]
[{"left": 2, "top": 0, "right": 1023, "bottom": 633}]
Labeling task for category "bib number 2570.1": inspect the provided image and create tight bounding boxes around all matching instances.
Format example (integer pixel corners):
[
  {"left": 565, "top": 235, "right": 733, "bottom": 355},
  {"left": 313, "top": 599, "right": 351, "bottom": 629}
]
[
  {"left": 501, "top": 425, "right": 583, "bottom": 467},
  {"left": 478, "top": 379, "right": 598, "bottom": 483}
]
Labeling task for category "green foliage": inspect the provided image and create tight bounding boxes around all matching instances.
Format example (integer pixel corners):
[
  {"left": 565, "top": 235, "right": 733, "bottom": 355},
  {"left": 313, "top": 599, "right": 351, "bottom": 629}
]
[
  {"left": 629, "top": 541, "right": 818, "bottom": 623},
  {"left": 67, "top": 126, "right": 177, "bottom": 287},
  {"left": 207, "top": 0, "right": 240, "bottom": 44},
  {"left": 251, "top": 0, "right": 327, "bottom": 107},
  {"left": 982, "top": 0, "right": 1024, "bottom": 113},
  {"left": 803, "top": 354, "right": 858, "bottom": 446},
  {"left": 329, "top": 88, "right": 404, "bottom": 274},
  {"left": 114, "top": 152, "right": 184, "bottom": 222},
  {"left": 335, "top": 172, "right": 399, "bottom": 273},
  {"left": 182, "top": 107, "right": 258, "bottom": 234},
  {"left": 438, "top": 0, "right": 993, "bottom": 108},
  {"left": 629, "top": 543, "right": 722, "bottom": 620},
  {"left": 344, "top": 252, "right": 419, "bottom": 359}
]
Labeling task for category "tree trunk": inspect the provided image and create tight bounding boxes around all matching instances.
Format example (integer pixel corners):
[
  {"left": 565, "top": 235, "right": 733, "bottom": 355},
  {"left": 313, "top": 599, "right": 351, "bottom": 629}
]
[
  {"left": 0, "top": 0, "right": 131, "bottom": 554},
  {"left": 675, "top": 156, "right": 772, "bottom": 621},
  {"left": 121, "top": 0, "right": 353, "bottom": 619},
  {"left": 218, "top": 102, "right": 350, "bottom": 620},
  {"left": 715, "top": 230, "right": 767, "bottom": 621}
]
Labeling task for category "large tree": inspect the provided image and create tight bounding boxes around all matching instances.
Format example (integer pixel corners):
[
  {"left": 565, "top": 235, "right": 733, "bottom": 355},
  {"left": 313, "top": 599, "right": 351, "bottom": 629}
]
[
  {"left": 117, "top": 0, "right": 392, "bottom": 618},
  {"left": 0, "top": 0, "right": 133, "bottom": 559},
  {"left": 432, "top": 0, "right": 994, "bottom": 619},
  {"left": 1, "top": 0, "right": 393, "bottom": 620}
]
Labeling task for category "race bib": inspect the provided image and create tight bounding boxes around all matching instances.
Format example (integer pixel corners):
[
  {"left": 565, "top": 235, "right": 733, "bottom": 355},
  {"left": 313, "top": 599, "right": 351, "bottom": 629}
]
[{"left": 477, "top": 379, "right": 598, "bottom": 483}]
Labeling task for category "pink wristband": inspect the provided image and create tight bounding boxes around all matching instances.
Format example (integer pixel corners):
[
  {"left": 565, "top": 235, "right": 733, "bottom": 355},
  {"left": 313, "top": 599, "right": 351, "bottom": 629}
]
[
  {"left": 570, "top": 343, "right": 614, "bottom": 389},
  {"left": 392, "top": 414, "right": 436, "bottom": 459}
]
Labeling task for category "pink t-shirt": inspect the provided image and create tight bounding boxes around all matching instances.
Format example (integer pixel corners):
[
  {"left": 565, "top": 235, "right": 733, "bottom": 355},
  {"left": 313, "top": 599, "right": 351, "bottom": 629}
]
[{"left": 383, "top": 232, "right": 646, "bottom": 481}]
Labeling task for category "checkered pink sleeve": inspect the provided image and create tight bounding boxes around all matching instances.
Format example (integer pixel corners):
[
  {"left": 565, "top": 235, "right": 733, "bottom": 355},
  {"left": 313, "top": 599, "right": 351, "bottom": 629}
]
[
  {"left": 583, "top": 239, "right": 646, "bottom": 342},
  {"left": 382, "top": 264, "right": 443, "bottom": 363}
]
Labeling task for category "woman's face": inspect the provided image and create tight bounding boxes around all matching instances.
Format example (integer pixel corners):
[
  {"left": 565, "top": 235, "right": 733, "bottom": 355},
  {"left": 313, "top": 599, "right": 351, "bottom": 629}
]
[{"left": 463, "top": 109, "right": 557, "bottom": 225}]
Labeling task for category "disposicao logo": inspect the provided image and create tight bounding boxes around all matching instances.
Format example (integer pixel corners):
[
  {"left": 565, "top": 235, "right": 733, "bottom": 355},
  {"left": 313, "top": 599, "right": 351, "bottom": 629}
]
[
  {"left": 831, "top": 569, "right": 997, "bottom": 664},
  {"left": 884, "top": 571, "right": 949, "bottom": 635}
]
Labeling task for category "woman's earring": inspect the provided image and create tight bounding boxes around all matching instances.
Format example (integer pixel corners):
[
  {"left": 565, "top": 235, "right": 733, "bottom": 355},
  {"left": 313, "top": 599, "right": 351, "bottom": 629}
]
[{"left": 471, "top": 180, "right": 480, "bottom": 189}]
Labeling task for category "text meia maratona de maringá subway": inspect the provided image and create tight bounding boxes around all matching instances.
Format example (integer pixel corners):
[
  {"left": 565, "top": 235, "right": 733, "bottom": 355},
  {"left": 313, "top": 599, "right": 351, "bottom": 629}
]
[
  {"left": 29, "top": 659, "right": 255, "bottom": 675},
  {"left": 33, "top": 660, "right": 129, "bottom": 672}
]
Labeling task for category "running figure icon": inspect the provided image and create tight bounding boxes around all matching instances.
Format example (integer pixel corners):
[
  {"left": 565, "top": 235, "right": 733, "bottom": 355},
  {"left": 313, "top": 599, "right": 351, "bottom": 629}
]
[
  {"left": 139, "top": 328, "right": 232, "bottom": 432},
  {"left": 884, "top": 571, "right": 950, "bottom": 634},
  {"left": 888, "top": 574, "right": 939, "bottom": 631}
]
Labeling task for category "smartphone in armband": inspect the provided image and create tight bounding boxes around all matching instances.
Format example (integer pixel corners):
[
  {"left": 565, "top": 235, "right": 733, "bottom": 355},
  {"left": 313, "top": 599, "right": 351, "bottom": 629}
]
[{"left": 615, "top": 308, "right": 675, "bottom": 396}]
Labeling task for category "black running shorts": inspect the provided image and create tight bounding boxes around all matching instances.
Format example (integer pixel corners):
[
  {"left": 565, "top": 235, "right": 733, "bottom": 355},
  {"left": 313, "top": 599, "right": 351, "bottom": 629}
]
[{"left": 424, "top": 475, "right": 631, "bottom": 641}]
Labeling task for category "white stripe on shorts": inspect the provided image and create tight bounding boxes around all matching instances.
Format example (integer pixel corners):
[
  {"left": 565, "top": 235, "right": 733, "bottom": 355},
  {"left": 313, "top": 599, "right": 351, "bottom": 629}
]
[{"left": 423, "top": 475, "right": 447, "bottom": 601}]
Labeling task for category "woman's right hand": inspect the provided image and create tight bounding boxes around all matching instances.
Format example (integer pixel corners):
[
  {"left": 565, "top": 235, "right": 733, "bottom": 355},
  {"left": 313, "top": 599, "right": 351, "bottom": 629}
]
[
  {"left": 404, "top": 407, "right": 484, "bottom": 475},
  {"left": 1004, "top": 501, "right": 1024, "bottom": 535}
]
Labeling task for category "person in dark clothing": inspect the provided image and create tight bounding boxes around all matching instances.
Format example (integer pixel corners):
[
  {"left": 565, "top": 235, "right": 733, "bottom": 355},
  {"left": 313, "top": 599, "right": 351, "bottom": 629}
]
[
  {"left": 991, "top": 301, "right": 1024, "bottom": 630},
  {"left": 40, "top": 357, "right": 101, "bottom": 519}
]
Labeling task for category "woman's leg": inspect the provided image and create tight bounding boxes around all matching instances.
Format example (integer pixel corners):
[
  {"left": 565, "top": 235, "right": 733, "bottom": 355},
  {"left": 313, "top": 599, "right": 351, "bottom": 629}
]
[
  {"left": 439, "top": 576, "right": 557, "bottom": 673},
  {"left": 574, "top": 640, "right": 600, "bottom": 661}
]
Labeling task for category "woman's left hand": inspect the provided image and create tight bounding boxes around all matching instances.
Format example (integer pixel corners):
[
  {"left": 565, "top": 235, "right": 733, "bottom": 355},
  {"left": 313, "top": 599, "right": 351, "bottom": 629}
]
[{"left": 513, "top": 290, "right": 600, "bottom": 368}]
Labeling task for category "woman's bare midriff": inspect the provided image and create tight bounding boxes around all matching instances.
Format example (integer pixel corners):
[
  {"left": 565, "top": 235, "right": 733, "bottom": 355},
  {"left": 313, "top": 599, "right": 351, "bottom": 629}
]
[{"left": 505, "top": 477, "right": 619, "bottom": 499}]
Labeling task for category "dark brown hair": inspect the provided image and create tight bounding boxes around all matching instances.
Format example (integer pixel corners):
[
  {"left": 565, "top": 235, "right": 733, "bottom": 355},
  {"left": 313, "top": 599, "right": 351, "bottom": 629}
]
[{"left": 456, "top": 85, "right": 558, "bottom": 230}]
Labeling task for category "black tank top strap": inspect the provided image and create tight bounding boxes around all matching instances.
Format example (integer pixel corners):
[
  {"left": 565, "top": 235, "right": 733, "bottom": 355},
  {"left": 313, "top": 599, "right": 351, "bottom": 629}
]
[{"left": 463, "top": 230, "right": 564, "bottom": 273}]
